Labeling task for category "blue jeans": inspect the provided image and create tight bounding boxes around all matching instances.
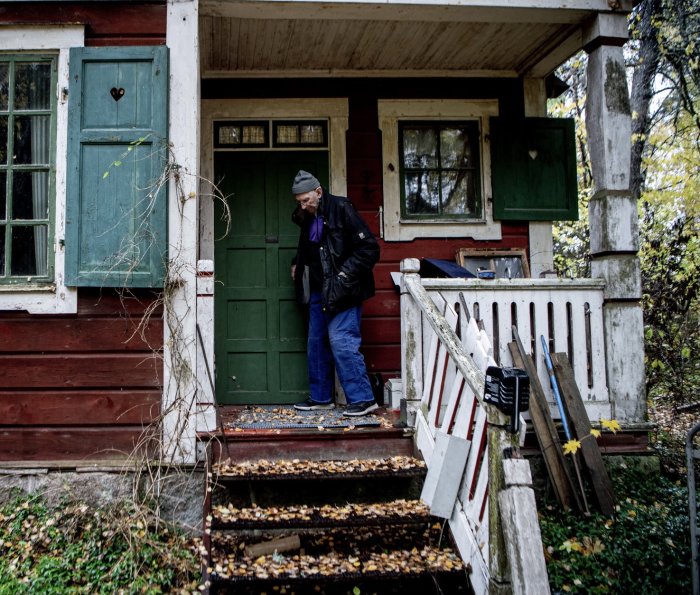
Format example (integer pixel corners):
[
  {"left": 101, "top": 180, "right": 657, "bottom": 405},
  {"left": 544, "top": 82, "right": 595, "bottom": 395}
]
[{"left": 307, "top": 291, "right": 374, "bottom": 405}]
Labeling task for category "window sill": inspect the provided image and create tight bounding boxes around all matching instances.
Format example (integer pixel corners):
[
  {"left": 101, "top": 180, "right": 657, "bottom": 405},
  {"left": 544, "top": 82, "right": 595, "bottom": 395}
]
[
  {"left": 386, "top": 219, "right": 502, "bottom": 242},
  {"left": 0, "top": 284, "right": 78, "bottom": 314}
]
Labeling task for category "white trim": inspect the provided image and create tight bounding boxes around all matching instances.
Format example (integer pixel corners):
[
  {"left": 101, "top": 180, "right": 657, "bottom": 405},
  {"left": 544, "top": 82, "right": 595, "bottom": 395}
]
[
  {"left": 199, "top": 97, "right": 349, "bottom": 260},
  {"left": 163, "top": 0, "right": 201, "bottom": 464},
  {"left": 0, "top": 25, "right": 84, "bottom": 314},
  {"left": 378, "top": 99, "right": 501, "bottom": 242}
]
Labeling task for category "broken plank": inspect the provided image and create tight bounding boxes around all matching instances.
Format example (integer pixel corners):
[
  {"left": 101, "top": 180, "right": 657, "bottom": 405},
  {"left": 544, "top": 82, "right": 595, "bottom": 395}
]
[
  {"left": 508, "top": 338, "right": 582, "bottom": 513},
  {"left": 244, "top": 535, "right": 301, "bottom": 558},
  {"left": 551, "top": 352, "right": 616, "bottom": 516}
]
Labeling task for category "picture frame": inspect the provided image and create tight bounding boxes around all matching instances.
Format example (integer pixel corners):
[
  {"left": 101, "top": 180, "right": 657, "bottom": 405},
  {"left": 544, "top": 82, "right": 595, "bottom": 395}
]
[{"left": 455, "top": 247, "right": 531, "bottom": 279}]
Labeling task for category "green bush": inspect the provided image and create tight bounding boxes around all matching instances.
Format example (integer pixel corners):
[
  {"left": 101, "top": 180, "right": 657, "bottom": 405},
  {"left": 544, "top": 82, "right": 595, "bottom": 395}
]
[
  {"left": 0, "top": 494, "right": 199, "bottom": 594},
  {"left": 539, "top": 467, "right": 691, "bottom": 594}
]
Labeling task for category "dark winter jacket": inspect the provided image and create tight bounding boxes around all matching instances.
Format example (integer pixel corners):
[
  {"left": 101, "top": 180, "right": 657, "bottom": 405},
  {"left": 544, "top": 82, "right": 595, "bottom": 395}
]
[{"left": 293, "top": 190, "right": 379, "bottom": 314}]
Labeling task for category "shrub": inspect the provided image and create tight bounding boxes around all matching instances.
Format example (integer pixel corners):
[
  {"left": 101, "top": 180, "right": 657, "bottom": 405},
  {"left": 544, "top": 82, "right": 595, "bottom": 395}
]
[{"left": 539, "top": 467, "right": 691, "bottom": 593}]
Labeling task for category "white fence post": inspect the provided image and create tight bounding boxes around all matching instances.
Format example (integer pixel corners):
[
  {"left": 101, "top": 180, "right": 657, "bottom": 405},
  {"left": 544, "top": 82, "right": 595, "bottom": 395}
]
[{"left": 400, "top": 258, "right": 423, "bottom": 420}]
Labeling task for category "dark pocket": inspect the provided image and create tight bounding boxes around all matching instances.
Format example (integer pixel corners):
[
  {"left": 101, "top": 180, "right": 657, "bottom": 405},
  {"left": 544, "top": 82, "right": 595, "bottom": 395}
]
[{"left": 327, "top": 273, "right": 361, "bottom": 313}]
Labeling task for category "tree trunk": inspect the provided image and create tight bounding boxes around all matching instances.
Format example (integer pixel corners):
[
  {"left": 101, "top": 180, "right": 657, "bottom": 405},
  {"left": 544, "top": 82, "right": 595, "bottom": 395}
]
[{"left": 629, "top": 0, "right": 662, "bottom": 202}]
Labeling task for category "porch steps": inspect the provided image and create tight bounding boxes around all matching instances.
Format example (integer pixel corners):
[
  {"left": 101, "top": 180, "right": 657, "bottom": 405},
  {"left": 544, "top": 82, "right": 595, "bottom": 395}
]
[{"left": 202, "top": 455, "right": 472, "bottom": 595}]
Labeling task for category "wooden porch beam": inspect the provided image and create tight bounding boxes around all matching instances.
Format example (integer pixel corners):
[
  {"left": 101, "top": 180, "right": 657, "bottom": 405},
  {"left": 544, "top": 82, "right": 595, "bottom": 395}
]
[{"left": 202, "top": 0, "right": 634, "bottom": 23}]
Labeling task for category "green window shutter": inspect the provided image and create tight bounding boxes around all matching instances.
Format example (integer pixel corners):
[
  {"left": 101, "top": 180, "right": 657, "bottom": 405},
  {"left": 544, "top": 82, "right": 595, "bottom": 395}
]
[
  {"left": 66, "top": 46, "right": 168, "bottom": 287},
  {"left": 491, "top": 117, "right": 578, "bottom": 221}
]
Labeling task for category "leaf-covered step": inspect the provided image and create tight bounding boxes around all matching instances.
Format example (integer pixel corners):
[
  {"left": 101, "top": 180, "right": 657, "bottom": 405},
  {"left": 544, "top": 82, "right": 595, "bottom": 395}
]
[
  {"left": 210, "top": 498, "right": 431, "bottom": 530},
  {"left": 206, "top": 524, "right": 466, "bottom": 580},
  {"left": 212, "top": 455, "right": 426, "bottom": 481},
  {"left": 210, "top": 547, "right": 465, "bottom": 582}
]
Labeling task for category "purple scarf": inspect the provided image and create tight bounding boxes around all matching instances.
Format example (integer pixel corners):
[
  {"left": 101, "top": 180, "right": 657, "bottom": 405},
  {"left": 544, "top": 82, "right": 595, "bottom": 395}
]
[{"left": 309, "top": 216, "right": 324, "bottom": 243}]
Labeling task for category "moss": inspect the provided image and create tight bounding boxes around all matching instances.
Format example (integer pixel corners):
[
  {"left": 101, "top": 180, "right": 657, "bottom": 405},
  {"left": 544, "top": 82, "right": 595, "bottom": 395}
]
[{"left": 604, "top": 57, "right": 631, "bottom": 115}]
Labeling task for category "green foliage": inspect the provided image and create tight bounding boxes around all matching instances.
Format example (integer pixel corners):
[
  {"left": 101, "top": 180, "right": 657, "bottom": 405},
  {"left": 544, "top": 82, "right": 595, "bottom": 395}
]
[
  {"left": 0, "top": 494, "right": 199, "bottom": 594},
  {"left": 540, "top": 468, "right": 691, "bottom": 593}
]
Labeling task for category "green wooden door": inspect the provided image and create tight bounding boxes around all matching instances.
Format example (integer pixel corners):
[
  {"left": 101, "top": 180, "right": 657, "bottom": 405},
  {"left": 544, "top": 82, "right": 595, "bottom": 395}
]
[{"left": 214, "top": 151, "right": 328, "bottom": 404}]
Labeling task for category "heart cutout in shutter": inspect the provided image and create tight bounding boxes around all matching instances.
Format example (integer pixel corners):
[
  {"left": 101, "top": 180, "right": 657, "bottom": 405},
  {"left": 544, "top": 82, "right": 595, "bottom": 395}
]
[
  {"left": 110, "top": 87, "right": 125, "bottom": 101},
  {"left": 528, "top": 149, "right": 538, "bottom": 160}
]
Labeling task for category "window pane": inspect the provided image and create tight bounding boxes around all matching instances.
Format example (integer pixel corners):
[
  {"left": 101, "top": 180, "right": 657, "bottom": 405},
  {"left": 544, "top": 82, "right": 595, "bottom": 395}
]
[
  {"left": 12, "top": 171, "right": 49, "bottom": 220},
  {"left": 218, "top": 125, "right": 241, "bottom": 145},
  {"left": 13, "top": 115, "right": 50, "bottom": 164},
  {"left": 242, "top": 125, "right": 266, "bottom": 144},
  {"left": 441, "top": 171, "right": 478, "bottom": 215},
  {"left": 300, "top": 124, "right": 324, "bottom": 144},
  {"left": 14, "top": 62, "right": 52, "bottom": 110},
  {"left": 0, "top": 116, "right": 7, "bottom": 164},
  {"left": 276, "top": 125, "right": 299, "bottom": 144},
  {"left": 0, "top": 224, "right": 4, "bottom": 275},
  {"left": 0, "top": 64, "right": 8, "bottom": 111},
  {"left": 441, "top": 127, "right": 474, "bottom": 168},
  {"left": 10, "top": 224, "right": 47, "bottom": 276},
  {"left": 0, "top": 172, "right": 6, "bottom": 220},
  {"left": 402, "top": 127, "right": 437, "bottom": 169},
  {"left": 404, "top": 171, "right": 439, "bottom": 214}
]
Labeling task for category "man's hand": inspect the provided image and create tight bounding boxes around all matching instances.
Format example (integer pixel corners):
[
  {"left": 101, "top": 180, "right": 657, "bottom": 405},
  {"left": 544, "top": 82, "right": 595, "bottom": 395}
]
[{"left": 291, "top": 264, "right": 296, "bottom": 281}]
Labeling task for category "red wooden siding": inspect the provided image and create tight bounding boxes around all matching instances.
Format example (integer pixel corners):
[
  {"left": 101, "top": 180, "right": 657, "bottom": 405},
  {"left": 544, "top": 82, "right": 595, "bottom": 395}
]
[
  {"left": 203, "top": 77, "right": 531, "bottom": 385},
  {"left": 0, "top": 290, "right": 163, "bottom": 462},
  {"left": 0, "top": 2, "right": 167, "bottom": 46}
]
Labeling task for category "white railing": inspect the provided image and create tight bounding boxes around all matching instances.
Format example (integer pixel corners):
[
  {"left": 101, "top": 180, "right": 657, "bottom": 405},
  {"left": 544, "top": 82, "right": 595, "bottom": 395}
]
[
  {"left": 400, "top": 259, "right": 550, "bottom": 595},
  {"left": 419, "top": 276, "right": 611, "bottom": 422}
]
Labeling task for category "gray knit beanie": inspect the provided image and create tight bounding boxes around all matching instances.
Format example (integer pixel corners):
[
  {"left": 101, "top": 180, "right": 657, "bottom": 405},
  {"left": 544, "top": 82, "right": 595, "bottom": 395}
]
[{"left": 291, "top": 170, "right": 321, "bottom": 194}]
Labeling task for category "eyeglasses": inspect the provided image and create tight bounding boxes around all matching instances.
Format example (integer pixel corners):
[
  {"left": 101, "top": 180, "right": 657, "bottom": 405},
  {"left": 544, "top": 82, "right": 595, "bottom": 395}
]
[{"left": 295, "top": 192, "right": 318, "bottom": 205}]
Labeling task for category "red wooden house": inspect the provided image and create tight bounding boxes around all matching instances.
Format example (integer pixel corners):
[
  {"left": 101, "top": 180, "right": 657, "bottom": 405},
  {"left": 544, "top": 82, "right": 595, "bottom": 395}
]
[{"left": 0, "top": 0, "right": 644, "bottom": 465}]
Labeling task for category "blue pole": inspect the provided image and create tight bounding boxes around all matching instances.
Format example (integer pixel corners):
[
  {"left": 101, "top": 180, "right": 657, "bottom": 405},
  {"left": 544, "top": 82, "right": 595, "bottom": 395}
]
[{"left": 540, "top": 335, "right": 572, "bottom": 440}]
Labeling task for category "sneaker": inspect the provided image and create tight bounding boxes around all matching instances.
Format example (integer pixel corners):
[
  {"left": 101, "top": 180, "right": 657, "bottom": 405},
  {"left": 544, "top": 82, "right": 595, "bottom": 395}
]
[
  {"left": 294, "top": 398, "right": 335, "bottom": 411},
  {"left": 343, "top": 401, "right": 379, "bottom": 417}
]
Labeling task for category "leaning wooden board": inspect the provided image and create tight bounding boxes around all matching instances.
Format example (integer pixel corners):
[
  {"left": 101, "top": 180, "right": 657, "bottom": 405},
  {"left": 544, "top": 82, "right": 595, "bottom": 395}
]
[
  {"left": 551, "top": 352, "right": 616, "bottom": 516},
  {"left": 508, "top": 338, "right": 582, "bottom": 513}
]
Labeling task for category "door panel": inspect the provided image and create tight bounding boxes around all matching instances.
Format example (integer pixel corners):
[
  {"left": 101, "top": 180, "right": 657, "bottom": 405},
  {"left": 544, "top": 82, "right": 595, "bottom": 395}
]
[{"left": 214, "top": 151, "right": 328, "bottom": 404}]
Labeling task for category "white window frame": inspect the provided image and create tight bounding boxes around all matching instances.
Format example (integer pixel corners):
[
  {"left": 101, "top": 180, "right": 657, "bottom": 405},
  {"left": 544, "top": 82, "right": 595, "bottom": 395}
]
[
  {"left": 378, "top": 99, "right": 501, "bottom": 242},
  {"left": 0, "top": 26, "right": 84, "bottom": 313}
]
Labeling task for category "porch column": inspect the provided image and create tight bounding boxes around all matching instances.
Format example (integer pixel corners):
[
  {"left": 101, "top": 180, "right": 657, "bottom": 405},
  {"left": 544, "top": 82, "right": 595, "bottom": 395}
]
[
  {"left": 163, "top": 0, "right": 201, "bottom": 463},
  {"left": 584, "top": 14, "right": 645, "bottom": 422}
]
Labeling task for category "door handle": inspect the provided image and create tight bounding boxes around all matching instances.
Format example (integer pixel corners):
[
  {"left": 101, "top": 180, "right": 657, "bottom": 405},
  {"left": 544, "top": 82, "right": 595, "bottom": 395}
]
[{"left": 265, "top": 235, "right": 279, "bottom": 243}]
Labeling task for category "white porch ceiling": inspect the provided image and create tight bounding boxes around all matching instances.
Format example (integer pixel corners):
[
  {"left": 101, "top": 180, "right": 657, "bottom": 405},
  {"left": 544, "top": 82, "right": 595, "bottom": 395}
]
[{"left": 200, "top": 1, "right": 634, "bottom": 78}]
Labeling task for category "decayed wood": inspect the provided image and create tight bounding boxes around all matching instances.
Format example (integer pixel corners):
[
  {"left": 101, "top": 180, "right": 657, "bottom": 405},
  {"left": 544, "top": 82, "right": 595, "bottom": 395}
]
[
  {"left": 508, "top": 339, "right": 581, "bottom": 512},
  {"left": 244, "top": 535, "right": 301, "bottom": 558},
  {"left": 498, "top": 486, "right": 551, "bottom": 595},
  {"left": 551, "top": 352, "right": 616, "bottom": 516},
  {"left": 403, "top": 274, "right": 486, "bottom": 405}
]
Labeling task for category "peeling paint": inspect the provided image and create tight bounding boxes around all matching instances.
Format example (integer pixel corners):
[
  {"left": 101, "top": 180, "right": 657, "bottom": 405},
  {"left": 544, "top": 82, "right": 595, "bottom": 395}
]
[{"left": 405, "top": 329, "right": 417, "bottom": 400}]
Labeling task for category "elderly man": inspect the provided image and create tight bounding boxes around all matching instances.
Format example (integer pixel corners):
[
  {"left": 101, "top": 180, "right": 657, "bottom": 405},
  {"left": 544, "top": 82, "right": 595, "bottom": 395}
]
[{"left": 290, "top": 170, "right": 380, "bottom": 417}]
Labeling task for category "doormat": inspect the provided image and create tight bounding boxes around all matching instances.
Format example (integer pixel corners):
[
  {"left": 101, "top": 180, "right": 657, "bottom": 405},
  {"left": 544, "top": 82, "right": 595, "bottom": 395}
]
[{"left": 225, "top": 405, "right": 385, "bottom": 430}]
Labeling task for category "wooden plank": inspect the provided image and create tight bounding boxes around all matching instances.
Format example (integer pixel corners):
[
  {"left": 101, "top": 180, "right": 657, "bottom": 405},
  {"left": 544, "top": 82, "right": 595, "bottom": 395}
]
[
  {"left": 75, "top": 290, "right": 163, "bottom": 317},
  {"left": 0, "top": 319, "right": 162, "bottom": 352},
  {"left": 0, "top": 427, "right": 152, "bottom": 462},
  {"left": 0, "top": 3, "right": 167, "bottom": 39},
  {"left": 498, "top": 486, "right": 551, "bottom": 595},
  {"left": 0, "top": 391, "right": 160, "bottom": 426},
  {"left": 508, "top": 339, "right": 581, "bottom": 512},
  {"left": 551, "top": 352, "right": 616, "bottom": 516},
  {"left": 420, "top": 430, "right": 470, "bottom": 518},
  {"left": 0, "top": 354, "right": 162, "bottom": 388}
]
